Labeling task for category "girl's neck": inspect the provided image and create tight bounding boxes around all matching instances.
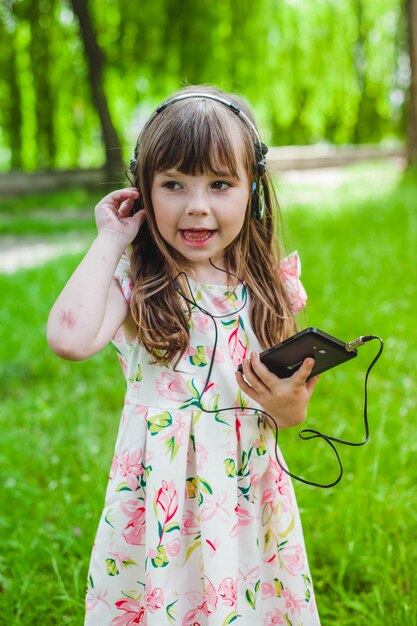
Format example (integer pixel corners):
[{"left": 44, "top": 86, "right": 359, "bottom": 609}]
[{"left": 187, "top": 258, "right": 230, "bottom": 285}]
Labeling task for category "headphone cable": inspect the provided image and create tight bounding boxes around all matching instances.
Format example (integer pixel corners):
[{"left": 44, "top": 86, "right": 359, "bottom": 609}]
[{"left": 173, "top": 266, "right": 384, "bottom": 488}]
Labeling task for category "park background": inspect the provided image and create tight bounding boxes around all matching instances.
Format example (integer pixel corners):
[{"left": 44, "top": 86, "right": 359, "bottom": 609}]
[{"left": 0, "top": 0, "right": 416, "bottom": 624}]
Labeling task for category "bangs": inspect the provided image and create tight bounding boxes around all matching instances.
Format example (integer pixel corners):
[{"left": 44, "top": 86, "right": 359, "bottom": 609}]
[{"left": 145, "top": 100, "right": 251, "bottom": 179}]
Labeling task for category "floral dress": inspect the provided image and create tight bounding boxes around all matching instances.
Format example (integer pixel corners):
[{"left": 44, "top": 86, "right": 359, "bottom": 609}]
[{"left": 85, "top": 251, "right": 320, "bottom": 626}]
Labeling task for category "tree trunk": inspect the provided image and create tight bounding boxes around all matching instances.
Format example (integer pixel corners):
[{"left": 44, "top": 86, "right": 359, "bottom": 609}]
[
  {"left": 69, "top": 0, "right": 124, "bottom": 180},
  {"left": 29, "top": 0, "right": 56, "bottom": 169},
  {"left": 407, "top": 0, "right": 417, "bottom": 166},
  {"left": 7, "top": 29, "right": 23, "bottom": 169}
]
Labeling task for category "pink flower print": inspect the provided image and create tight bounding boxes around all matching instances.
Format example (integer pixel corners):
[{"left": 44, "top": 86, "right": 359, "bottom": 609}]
[
  {"left": 183, "top": 575, "right": 218, "bottom": 624},
  {"left": 309, "top": 595, "right": 318, "bottom": 614},
  {"left": 156, "top": 480, "right": 178, "bottom": 525},
  {"left": 162, "top": 414, "right": 188, "bottom": 447},
  {"left": 280, "top": 543, "right": 306, "bottom": 576},
  {"left": 166, "top": 536, "right": 181, "bottom": 557},
  {"left": 237, "top": 563, "right": 260, "bottom": 593},
  {"left": 230, "top": 504, "right": 254, "bottom": 538},
  {"left": 144, "top": 450, "right": 153, "bottom": 464},
  {"left": 227, "top": 316, "right": 248, "bottom": 368},
  {"left": 235, "top": 416, "right": 241, "bottom": 443},
  {"left": 206, "top": 345, "right": 225, "bottom": 363},
  {"left": 155, "top": 480, "right": 179, "bottom": 547},
  {"left": 118, "top": 449, "right": 143, "bottom": 491},
  {"left": 182, "top": 509, "right": 200, "bottom": 535},
  {"left": 263, "top": 608, "right": 286, "bottom": 625},
  {"left": 145, "top": 575, "right": 164, "bottom": 613},
  {"left": 200, "top": 490, "right": 231, "bottom": 522},
  {"left": 261, "top": 582, "right": 275, "bottom": 600},
  {"left": 155, "top": 372, "right": 189, "bottom": 402},
  {"left": 205, "top": 536, "right": 219, "bottom": 557},
  {"left": 211, "top": 295, "right": 232, "bottom": 314},
  {"left": 111, "top": 598, "right": 146, "bottom": 625},
  {"left": 261, "top": 459, "right": 293, "bottom": 512},
  {"left": 133, "top": 405, "right": 148, "bottom": 420},
  {"left": 218, "top": 577, "right": 237, "bottom": 608},
  {"left": 249, "top": 461, "right": 261, "bottom": 492},
  {"left": 183, "top": 593, "right": 209, "bottom": 625},
  {"left": 86, "top": 586, "right": 111, "bottom": 613},
  {"left": 281, "top": 589, "right": 308, "bottom": 616},
  {"left": 226, "top": 443, "right": 237, "bottom": 463},
  {"left": 108, "top": 543, "right": 136, "bottom": 571},
  {"left": 193, "top": 313, "right": 213, "bottom": 334},
  {"left": 279, "top": 251, "right": 307, "bottom": 314},
  {"left": 195, "top": 443, "right": 208, "bottom": 471},
  {"left": 120, "top": 500, "right": 146, "bottom": 546},
  {"left": 236, "top": 505, "right": 254, "bottom": 527},
  {"left": 147, "top": 547, "right": 158, "bottom": 559}
]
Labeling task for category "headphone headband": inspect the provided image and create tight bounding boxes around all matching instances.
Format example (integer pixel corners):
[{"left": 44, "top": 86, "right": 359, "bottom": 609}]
[{"left": 153, "top": 92, "right": 264, "bottom": 150}]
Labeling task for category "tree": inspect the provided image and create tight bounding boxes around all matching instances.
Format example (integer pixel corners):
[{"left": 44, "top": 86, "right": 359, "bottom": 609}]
[
  {"left": 69, "top": 0, "right": 124, "bottom": 179},
  {"left": 407, "top": 0, "right": 417, "bottom": 165}
]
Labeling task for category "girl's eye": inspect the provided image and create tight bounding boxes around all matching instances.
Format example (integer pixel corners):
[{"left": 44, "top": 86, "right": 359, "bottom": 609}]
[
  {"left": 211, "top": 181, "right": 230, "bottom": 190},
  {"left": 163, "top": 181, "right": 181, "bottom": 190}
]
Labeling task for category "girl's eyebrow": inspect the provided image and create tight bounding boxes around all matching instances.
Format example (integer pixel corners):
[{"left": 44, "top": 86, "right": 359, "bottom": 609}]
[{"left": 156, "top": 169, "right": 240, "bottom": 179}]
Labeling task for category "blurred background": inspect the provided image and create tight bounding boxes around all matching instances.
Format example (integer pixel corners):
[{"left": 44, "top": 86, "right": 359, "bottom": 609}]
[
  {"left": 0, "top": 1, "right": 416, "bottom": 625},
  {"left": 0, "top": 0, "right": 416, "bottom": 179}
]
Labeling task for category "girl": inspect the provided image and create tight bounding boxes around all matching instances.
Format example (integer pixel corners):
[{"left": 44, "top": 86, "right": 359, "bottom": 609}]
[{"left": 47, "top": 85, "right": 320, "bottom": 625}]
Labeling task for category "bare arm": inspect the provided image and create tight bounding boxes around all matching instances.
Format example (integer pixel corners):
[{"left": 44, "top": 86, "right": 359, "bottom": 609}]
[{"left": 47, "top": 188, "right": 145, "bottom": 360}]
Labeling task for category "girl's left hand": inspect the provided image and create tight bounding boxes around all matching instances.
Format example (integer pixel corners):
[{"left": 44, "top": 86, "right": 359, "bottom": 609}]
[{"left": 235, "top": 352, "right": 319, "bottom": 429}]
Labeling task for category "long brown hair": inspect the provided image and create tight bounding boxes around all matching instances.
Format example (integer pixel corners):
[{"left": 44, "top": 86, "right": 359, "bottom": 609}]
[{"left": 129, "top": 85, "right": 297, "bottom": 365}]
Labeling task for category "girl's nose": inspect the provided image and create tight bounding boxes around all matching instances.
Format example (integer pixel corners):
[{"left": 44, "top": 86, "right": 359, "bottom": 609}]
[{"left": 185, "top": 190, "right": 210, "bottom": 216}]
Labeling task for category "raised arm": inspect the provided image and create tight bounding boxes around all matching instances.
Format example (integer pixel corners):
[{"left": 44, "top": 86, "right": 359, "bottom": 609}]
[{"left": 47, "top": 188, "right": 145, "bottom": 360}]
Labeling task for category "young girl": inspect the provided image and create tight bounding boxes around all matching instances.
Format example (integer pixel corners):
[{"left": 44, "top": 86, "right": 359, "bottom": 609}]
[{"left": 47, "top": 85, "right": 321, "bottom": 626}]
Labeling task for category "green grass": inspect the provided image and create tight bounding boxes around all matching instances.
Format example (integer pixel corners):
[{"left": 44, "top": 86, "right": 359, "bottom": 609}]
[
  {"left": 0, "top": 186, "right": 104, "bottom": 235},
  {"left": 0, "top": 186, "right": 106, "bottom": 213},
  {"left": 1, "top": 162, "right": 416, "bottom": 624}
]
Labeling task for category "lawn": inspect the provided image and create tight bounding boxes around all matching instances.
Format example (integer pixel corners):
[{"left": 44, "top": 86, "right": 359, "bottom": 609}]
[{"left": 0, "top": 162, "right": 416, "bottom": 624}]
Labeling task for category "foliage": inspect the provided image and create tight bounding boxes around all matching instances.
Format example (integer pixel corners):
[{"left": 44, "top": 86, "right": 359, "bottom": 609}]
[
  {"left": 0, "top": 0, "right": 408, "bottom": 172},
  {"left": 0, "top": 162, "right": 416, "bottom": 624}
]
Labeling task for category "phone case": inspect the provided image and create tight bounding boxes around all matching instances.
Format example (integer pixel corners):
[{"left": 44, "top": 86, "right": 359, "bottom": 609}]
[{"left": 240, "top": 327, "right": 357, "bottom": 379}]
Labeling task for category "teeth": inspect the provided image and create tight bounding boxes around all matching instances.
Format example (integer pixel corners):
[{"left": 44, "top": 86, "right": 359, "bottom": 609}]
[{"left": 183, "top": 230, "right": 212, "bottom": 241}]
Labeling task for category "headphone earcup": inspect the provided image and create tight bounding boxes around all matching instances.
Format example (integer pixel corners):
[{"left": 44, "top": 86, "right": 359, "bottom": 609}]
[
  {"left": 132, "top": 193, "right": 144, "bottom": 215},
  {"left": 129, "top": 154, "right": 144, "bottom": 214},
  {"left": 251, "top": 180, "right": 265, "bottom": 220}
]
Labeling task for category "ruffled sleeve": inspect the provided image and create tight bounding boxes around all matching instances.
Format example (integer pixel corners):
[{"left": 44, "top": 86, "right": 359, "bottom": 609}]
[
  {"left": 114, "top": 248, "right": 133, "bottom": 304},
  {"left": 112, "top": 249, "right": 135, "bottom": 375},
  {"left": 279, "top": 250, "right": 308, "bottom": 314}
]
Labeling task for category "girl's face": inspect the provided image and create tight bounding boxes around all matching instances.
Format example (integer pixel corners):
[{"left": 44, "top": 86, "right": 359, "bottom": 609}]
[{"left": 150, "top": 153, "right": 250, "bottom": 283}]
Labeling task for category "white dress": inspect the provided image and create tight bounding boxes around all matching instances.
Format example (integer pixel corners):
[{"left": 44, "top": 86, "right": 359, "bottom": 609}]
[{"left": 84, "top": 251, "right": 320, "bottom": 626}]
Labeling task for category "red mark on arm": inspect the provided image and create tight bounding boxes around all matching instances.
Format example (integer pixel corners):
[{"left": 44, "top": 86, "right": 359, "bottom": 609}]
[{"left": 59, "top": 309, "right": 77, "bottom": 330}]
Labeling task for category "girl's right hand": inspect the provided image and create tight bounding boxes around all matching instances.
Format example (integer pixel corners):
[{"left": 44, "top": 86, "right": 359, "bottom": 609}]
[{"left": 94, "top": 187, "right": 146, "bottom": 246}]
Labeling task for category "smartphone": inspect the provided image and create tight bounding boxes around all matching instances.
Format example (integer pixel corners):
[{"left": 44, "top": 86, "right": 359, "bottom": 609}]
[{"left": 239, "top": 327, "right": 357, "bottom": 379}]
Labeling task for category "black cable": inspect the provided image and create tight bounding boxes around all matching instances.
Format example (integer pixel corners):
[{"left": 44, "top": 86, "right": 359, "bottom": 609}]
[{"left": 173, "top": 265, "right": 384, "bottom": 488}]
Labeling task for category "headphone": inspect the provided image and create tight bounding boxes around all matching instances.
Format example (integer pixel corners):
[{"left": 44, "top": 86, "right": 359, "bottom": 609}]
[{"left": 128, "top": 92, "right": 269, "bottom": 220}]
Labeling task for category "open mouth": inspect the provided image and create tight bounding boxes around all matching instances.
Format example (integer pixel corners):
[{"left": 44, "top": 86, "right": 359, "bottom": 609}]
[{"left": 181, "top": 229, "right": 215, "bottom": 242}]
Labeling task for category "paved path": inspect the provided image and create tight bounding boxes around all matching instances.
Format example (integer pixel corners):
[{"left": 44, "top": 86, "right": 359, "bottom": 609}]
[
  {"left": 0, "top": 236, "right": 90, "bottom": 274},
  {"left": 0, "top": 161, "right": 404, "bottom": 275}
]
